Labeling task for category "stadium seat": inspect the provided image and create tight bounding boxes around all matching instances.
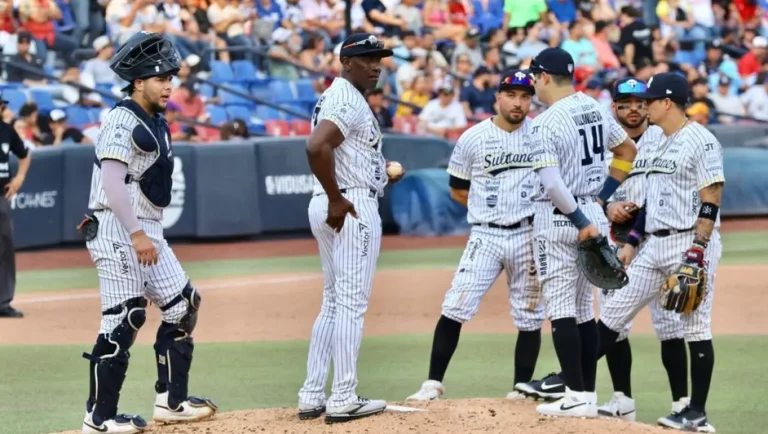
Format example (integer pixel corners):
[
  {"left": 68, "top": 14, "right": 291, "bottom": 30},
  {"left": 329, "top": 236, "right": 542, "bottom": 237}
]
[
  {"left": 209, "top": 61, "right": 235, "bottom": 83},
  {"left": 281, "top": 103, "right": 309, "bottom": 120},
  {"left": 29, "top": 89, "right": 55, "bottom": 111},
  {"left": 446, "top": 129, "right": 464, "bottom": 142},
  {"left": 255, "top": 105, "right": 281, "bottom": 121},
  {"left": 270, "top": 80, "right": 296, "bottom": 103},
  {"left": 206, "top": 105, "right": 228, "bottom": 125},
  {"left": 225, "top": 105, "right": 251, "bottom": 123},
  {"left": 65, "top": 106, "right": 91, "bottom": 128},
  {"left": 2, "top": 89, "right": 27, "bottom": 114},
  {"left": 198, "top": 83, "right": 215, "bottom": 98},
  {"left": 231, "top": 60, "right": 260, "bottom": 83},
  {"left": 264, "top": 119, "right": 291, "bottom": 136},
  {"left": 220, "top": 84, "right": 253, "bottom": 106},
  {"left": 249, "top": 123, "right": 266, "bottom": 136},
  {"left": 393, "top": 116, "right": 418, "bottom": 134},
  {"left": 295, "top": 79, "right": 317, "bottom": 101},
  {"left": 251, "top": 86, "right": 273, "bottom": 103},
  {"left": 291, "top": 119, "right": 311, "bottom": 136}
]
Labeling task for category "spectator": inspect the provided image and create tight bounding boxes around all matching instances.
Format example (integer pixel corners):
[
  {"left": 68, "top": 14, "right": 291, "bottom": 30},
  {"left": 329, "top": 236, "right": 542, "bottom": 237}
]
[
  {"left": 561, "top": 19, "right": 599, "bottom": 68},
  {"left": 479, "top": 46, "right": 503, "bottom": 76},
  {"left": 171, "top": 81, "right": 207, "bottom": 121},
  {"left": 618, "top": 6, "right": 654, "bottom": 74},
  {"left": 580, "top": 0, "right": 617, "bottom": 22},
  {"left": 17, "top": 0, "right": 78, "bottom": 65},
  {"left": 366, "top": 88, "right": 393, "bottom": 128},
  {"left": 172, "top": 54, "right": 202, "bottom": 88},
  {"left": 547, "top": 0, "right": 578, "bottom": 26},
  {"left": 281, "top": 0, "right": 311, "bottom": 33},
  {"left": 687, "top": 0, "right": 716, "bottom": 38},
  {"left": 501, "top": 26, "right": 526, "bottom": 69},
  {"left": 590, "top": 20, "right": 621, "bottom": 69},
  {"left": 54, "top": 0, "right": 77, "bottom": 38},
  {"left": 41, "top": 109, "right": 91, "bottom": 145},
  {"left": 656, "top": 0, "right": 707, "bottom": 66},
  {"left": 254, "top": 0, "right": 284, "bottom": 42},
  {"left": 417, "top": 84, "right": 467, "bottom": 138},
  {"left": 451, "top": 27, "right": 484, "bottom": 68},
  {"left": 460, "top": 65, "right": 495, "bottom": 117},
  {"left": 686, "top": 100, "right": 711, "bottom": 124},
  {"left": 5, "top": 32, "right": 47, "bottom": 86},
  {"left": 583, "top": 79, "right": 610, "bottom": 108},
  {"left": 422, "top": 0, "right": 467, "bottom": 41},
  {"left": 61, "top": 65, "right": 103, "bottom": 107},
  {"left": 470, "top": 0, "right": 504, "bottom": 36},
  {"left": 139, "top": 0, "right": 212, "bottom": 68},
  {"left": 393, "top": 0, "right": 423, "bottom": 33},
  {"left": 740, "top": 72, "right": 768, "bottom": 120},
  {"left": 392, "top": 30, "right": 418, "bottom": 66},
  {"left": 268, "top": 28, "right": 301, "bottom": 81},
  {"left": 517, "top": 20, "right": 549, "bottom": 61},
  {"left": 299, "top": 33, "right": 334, "bottom": 75},
  {"left": 219, "top": 118, "right": 250, "bottom": 140},
  {"left": 105, "top": 0, "right": 149, "bottom": 45},
  {"left": 418, "top": 31, "right": 449, "bottom": 68},
  {"left": 69, "top": 0, "right": 106, "bottom": 48},
  {"left": 738, "top": 36, "right": 766, "bottom": 79},
  {"left": 453, "top": 53, "right": 475, "bottom": 86},
  {"left": 207, "top": 0, "right": 256, "bottom": 62},
  {"left": 0, "top": 0, "right": 16, "bottom": 35},
  {"left": 731, "top": 0, "right": 761, "bottom": 30},
  {"left": 361, "top": 0, "right": 406, "bottom": 37},
  {"left": 13, "top": 102, "right": 45, "bottom": 148},
  {"left": 708, "top": 75, "right": 745, "bottom": 123},
  {"left": 303, "top": 0, "right": 345, "bottom": 45},
  {"left": 82, "top": 35, "right": 118, "bottom": 84},
  {"left": 396, "top": 74, "right": 431, "bottom": 116},
  {"left": 689, "top": 77, "right": 716, "bottom": 119},
  {"left": 503, "top": 0, "right": 546, "bottom": 30},
  {"left": 335, "top": 0, "right": 376, "bottom": 34},
  {"left": 395, "top": 47, "right": 427, "bottom": 95},
  {"left": 183, "top": 0, "right": 213, "bottom": 34},
  {"left": 163, "top": 101, "right": 189, "bottom": 141}
]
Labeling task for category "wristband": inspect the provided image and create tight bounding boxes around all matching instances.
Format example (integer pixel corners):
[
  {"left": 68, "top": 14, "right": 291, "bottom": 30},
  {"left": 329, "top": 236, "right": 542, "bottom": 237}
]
[
  {"left": 610, "top": 158, "right": 633, "bottom": 173},
  {"left": 627, "top": 230, "right": 642, "bottom": 248},
  {"left": 698, "top": 202, "right": 719, "bottom": 222},
  {"left": 597, "top": 176, "right": 621, "bottom": 204},
  {"left": 565, "top": 207, "right": 592, "bottom": 230}
]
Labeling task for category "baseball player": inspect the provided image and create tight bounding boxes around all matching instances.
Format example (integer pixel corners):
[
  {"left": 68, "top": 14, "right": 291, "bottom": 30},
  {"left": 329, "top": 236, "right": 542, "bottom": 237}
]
[
  {"left": 597, "top": 73, "right": 723, "bottom": 433},
  {"left": 517, "top": 78, "right": 689, "bottom": 421},
  {"left": 524, "top": 48, "right": 638, "bottom": 418},
  {"left": 78, "top": 32, "right": 216, "bottom": 434},
  {"left": 298, "top": 33, "right": 405, "bottom": 424},
  {"left": 405, "top": 70, "right": 546, "bottom": 402}
]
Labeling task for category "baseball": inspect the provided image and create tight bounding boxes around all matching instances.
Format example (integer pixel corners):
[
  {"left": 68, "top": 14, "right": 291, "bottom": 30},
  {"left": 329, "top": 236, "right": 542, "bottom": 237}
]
[{"left": 387, "top": 161, "right": 404, "bottom": 177}]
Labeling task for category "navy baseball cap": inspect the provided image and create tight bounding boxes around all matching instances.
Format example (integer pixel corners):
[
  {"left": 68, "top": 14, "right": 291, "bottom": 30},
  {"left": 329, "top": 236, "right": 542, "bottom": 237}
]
[
  {"left": 612, "top": 77, "right": 648, "bottom": 101},
  {"left": 498, "top": 69, "right": 535, "bottom": 93},
  {"left": 529, "top": 48, "right": 575, "bottom": 77},
  {"left": 339, "top": 33, "right": 393, "bottom": 58},
  {"left": 718, "top": 75, "right": 731, "bottom": 86},
  {"left": 634, "top": 72, "right": 689, "bottom": 105}
]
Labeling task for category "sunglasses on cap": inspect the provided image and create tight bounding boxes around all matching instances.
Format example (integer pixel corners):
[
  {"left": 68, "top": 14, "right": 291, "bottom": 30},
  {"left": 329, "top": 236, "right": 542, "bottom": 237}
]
[
  {"left": 616, "top": 79, "right": 648, "bottom": 95},
  {"left": 342, "top": 35, "right": 384, "bottom": 50}
]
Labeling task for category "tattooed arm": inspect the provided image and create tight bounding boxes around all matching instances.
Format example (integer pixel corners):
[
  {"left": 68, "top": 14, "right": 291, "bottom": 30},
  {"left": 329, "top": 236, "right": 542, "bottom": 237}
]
[{"left": 693, "top": 182, "right": 723, "bottom": 248}]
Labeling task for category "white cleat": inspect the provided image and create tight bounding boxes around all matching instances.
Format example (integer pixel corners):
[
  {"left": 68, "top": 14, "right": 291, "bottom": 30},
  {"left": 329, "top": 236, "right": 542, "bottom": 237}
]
[
  {"left": 597, "top": 392, "right": 636, "bottom": 421},
  {"left": 82, "top": 411, "right": 147, "bottom": 433},
  {"left": 537, "top": 389, "right": 598, "bottom": 418},
  {"left": 325, "top": 396, "right": 387, "bottom": 424},
  {"left": 406, "top": 380, "right": 445, "bottom": 401},
  {"left": 152, "top": 391, "right": 218, "bottom": 424},
  {"left": 672, "top": 396, "right": 691, "bottom": 414}
]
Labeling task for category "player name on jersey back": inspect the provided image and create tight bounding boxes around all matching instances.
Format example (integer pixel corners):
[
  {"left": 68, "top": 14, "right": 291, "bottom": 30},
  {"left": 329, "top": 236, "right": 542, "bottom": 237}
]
[
  {"left": 644, "top": 122, "right": 725, "bottom": 233},
  {"left": 447, "top": 118, "right": 537, "bottom": 226},
  {"left": 606, "top": 125, "right": 664, "bottom": 206},
  {"left": 309, "top": 78, "right": 386, "bottom": 197},
  {"left": 530, "top": 93, "right": 629, "bottom": 200}
]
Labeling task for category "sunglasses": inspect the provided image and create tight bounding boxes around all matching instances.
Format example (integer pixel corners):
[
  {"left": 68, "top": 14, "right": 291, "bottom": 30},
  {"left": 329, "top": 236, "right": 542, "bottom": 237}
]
[
  {"left": 615, "top": 79, "right": 648, "bottom": 94},
  {"left": 342, "top": 35, "right": 384, "bottom": 50}
]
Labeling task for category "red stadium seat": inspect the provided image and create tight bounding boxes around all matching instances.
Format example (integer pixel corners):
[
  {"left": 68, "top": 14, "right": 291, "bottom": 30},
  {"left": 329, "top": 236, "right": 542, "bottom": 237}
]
[
  {"left": 393, "top": 116, "right": 418, "bottom": 134},
  {"left": 291, "top": 119, "right": 312, "bottom": 136},
  {"left": 265, "top": 120, "right": 291, "bottom": 136},
  {"left": 446, "top": 129, "right": 466, "bottom": 142}
]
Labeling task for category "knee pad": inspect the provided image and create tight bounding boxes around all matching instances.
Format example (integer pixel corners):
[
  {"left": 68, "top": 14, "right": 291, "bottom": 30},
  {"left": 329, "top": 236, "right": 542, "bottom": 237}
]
[
  {"left": 83, "top": 297, "right": 147, "bottom": 425},
  {"left": 159, "top": 281, "right": 201, "bottom": 337}
]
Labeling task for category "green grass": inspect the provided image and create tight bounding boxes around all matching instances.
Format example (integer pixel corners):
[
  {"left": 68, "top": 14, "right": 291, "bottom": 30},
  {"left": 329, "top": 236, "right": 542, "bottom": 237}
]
[
  {"left": 0, "top": 334, "right": 765, "bottom": 434},
  {"left": 17, "top": 230, "right": 768, "bottom": 293}
]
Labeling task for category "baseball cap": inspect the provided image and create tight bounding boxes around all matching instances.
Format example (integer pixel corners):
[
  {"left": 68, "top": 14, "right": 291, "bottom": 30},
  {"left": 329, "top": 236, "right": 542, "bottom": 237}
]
[
  {"left": 166, "top": 101, "right": 181, "bottom": 112},
  {"left": 437, "top": 83, "right": 454, "bottom": 94},
  {"left": 586, "top": 79, "right": 603, "bottom": 90},
  {"left": 50, "top": 109, "right": 67, "bottom": 122},
  {"left": 718, "top": 75, "right": 731, "bottom": 86},
  {"left": 529, "top": 48, "right": 575, "bottom": 77},
  {"left": 339, "top": 33, "right": 393, "bottom": 58},
  {"left": 473, "top": 65, "right": 492, "bottom": 78},
  {"left": 17, "top": 31, "right": 32, "bottom": 44},
  {"left": 498, "top": 69, "right": 535, "bottom": 93},
  {"left": 754, "top": 36, "right": 768, "bottom": 48},
  {"left": 634, "top": 72, "right": 689, "bottom": 105},
  {"left": 612, "top": 77, "right": 648, "bottom": 100},
  {"left": 466, "top": 28, "right": 481, "bottom": 40}
]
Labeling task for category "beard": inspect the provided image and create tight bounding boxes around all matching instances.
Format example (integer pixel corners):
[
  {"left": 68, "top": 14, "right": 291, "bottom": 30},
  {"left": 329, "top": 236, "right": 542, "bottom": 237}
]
[
  {"left": 618, "top": 113, "right": 646, "bottom": 129},
  {"left": 501, "top": 111, "right": 527, "bottom": 125}
]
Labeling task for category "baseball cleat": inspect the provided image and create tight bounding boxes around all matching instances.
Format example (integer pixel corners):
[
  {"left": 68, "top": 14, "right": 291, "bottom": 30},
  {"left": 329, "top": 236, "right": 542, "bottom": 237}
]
[
  {"left": 406, "top": 380, "right": 445, "bottom": 401},
  {"left": 514, "top": 372, "right": 566, "bottom": 401},
  {"left": 657, "top": 406, "right": 716, "bottom": 432},
  {"left": 537, "top": 389, "right": 597, "bottom": 418},
  {"left": 325, "top": 396, "right": 386, "bottom": 424},
  {"left": 82, "top": 412, "right": 147, "bottom": 433},
  {"left": 597, "top": 391, "right": 636, "bottom": 421},
  {"left": 298, "top": 402, "right": 326, "bottom": 420},
  {"left": 153, "top": 392, "right": 218, "bottom": 424}
]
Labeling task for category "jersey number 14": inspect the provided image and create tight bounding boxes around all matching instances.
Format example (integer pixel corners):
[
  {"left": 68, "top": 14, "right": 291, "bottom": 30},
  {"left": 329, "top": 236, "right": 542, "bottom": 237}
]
[{"left": 578, "top": 124, "right": 605, "bottom": 166}]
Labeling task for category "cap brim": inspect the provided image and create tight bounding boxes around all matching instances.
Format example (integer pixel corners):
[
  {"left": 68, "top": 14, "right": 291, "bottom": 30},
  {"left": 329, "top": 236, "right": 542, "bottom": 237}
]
[
  {"left": 633, "top": 90, "right": 666, "bottom": 100},
  {"left": 0, "top": 99, "right": 8, "bottom": 105},
  {"left": 499, "top": 84, "right": 534, "bottom": 93},
  {"left": 344, "top": 48, "right": 394, "bottom": 58}
]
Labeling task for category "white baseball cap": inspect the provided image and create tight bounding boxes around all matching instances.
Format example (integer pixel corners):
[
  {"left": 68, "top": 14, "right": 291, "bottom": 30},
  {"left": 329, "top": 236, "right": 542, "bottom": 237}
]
[
  {"left": 753, "top": 36, "right": 768, "bottom": 48},
  {"left": 49, "top": 109, "right": 67, "bottom": 122},
  {"left": 272, "top": 28, "right": 292, "bottom": 44},
  {"left": 92, "top": 35, "right": 110, "bottom": 52}
]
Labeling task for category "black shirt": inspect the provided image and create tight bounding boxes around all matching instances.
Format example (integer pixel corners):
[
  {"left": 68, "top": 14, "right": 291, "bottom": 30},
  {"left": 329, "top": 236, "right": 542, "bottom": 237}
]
[
  {"left": 6, "top": 53, "right": 45, "bottom": 83},
  {"left": 372, "top": 107, "right": 393, "bottom": 129},
  {"left": 0, "top": 121, "right": 29, "bottom": 189},
  {"left": 619, "top": 21, "right": 654, "bottom": 69}
]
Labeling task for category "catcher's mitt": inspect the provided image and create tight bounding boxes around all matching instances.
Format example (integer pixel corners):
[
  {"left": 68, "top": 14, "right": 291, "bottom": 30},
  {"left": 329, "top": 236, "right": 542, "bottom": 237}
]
[
  {"left": 660, "top": 254, "right": 708, "bottom": 314},
  {"left": 577, "top": 235, "right": 629, "bottom": 290},
  {"left": 610, "top": 209, "right": 640, "bottom": 245}
]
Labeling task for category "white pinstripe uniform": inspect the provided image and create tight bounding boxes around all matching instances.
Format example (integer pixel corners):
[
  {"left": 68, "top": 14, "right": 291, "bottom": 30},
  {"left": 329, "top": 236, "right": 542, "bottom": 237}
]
[
  {"left": 443, "top": 118, "right": 545, "bottom": 330},
  {"left": 600, "top": 125, "right": 683, "bottom": 341},
  {"left": 87, "top": 105, "right": 189, "bottom": 334},
  {"left": 530, "top": 92, "right": 627, "bottom": 322},
  {"left": 299, "top": 77, "right": 387, "bottom": 408},
  {"left": 599, "top": 122, "right": 724, "bottom": 342}
]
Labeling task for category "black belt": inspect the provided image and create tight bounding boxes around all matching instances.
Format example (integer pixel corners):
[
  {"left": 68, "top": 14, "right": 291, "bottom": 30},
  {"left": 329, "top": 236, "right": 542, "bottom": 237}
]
[
  {"left": 315, "top": 188, "right": 377, "bottom": 198},
  {"left": 650, "top": 228, "right": 693, "bottom": 237},
  {"left": 473, "top": 216, "right": 533, "bottom": 230},
  {"left": 553, "top": 196, "right": 597, "bottom": 215}
]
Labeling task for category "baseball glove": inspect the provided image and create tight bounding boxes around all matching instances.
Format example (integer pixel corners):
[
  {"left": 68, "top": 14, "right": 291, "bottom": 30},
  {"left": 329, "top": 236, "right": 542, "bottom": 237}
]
[
  {"left": 577, "top": 235, "right": 629, "bottom": 290},
  {"left": 660, "top": 253, "right": 708, "bottom": 314},
  {"left": 610, "top": 209, "right": 640, "bottom": 245}
]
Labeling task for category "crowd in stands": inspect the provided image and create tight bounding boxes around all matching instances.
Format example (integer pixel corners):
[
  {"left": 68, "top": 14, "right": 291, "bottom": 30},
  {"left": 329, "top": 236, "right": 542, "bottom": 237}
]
[{"left": 0, "top": 0, "right": 768, "bottom": 146}]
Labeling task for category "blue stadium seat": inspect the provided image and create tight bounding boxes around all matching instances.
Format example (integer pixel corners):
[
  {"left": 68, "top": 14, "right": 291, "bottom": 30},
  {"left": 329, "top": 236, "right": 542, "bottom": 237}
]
[
  {"left": 88, "top": 107, "right": 103, "bottom": 123},
  {"left": 255, "top": 105, "right": 281, "bottom": 121},
  {"left": 198, "top": 83, "right": 215, "bottom": 98},
  {"left": 2, "top": 89, "right": 27, "bottom": 113},
  {"left": 295, "top": 79, "right": 316, "bottom": 101},
  {"left": 65, "top": 106, "right": 91, "bottom": 128},
  {"left": 206, "top": 105, "right": 228, "bottom": 125},
  {"left": 281, "top": 103, "right": 309, "bottom": 120},
  {"left": 29, "top": 89, "right": 55, "bottom": 111},
  {"left": 231, "top": 60, "right": 258, "bottom": 82},
  {"left": 225, "top": 105, "right": 251, "bottom": 122},
  {"left": 251, "top": 87, "right": 273, "bottom": 104},
  {"left": 210, "top": 61, "right": 235, "bottom": 83},
  {"left": 249, "top": 123, "right": 266, "bottom": 135},
  {"left": 269, "top": 80, "right": 296, "bottom": 103},
  {"left": 220, "top": 84, "right": 253, "bottom": 106}
]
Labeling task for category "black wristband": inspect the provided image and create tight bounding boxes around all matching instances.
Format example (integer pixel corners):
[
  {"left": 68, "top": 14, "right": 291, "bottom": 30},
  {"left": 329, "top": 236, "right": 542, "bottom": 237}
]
[{"left": 698, "top": 202, "right": 719, "bottom": 222}]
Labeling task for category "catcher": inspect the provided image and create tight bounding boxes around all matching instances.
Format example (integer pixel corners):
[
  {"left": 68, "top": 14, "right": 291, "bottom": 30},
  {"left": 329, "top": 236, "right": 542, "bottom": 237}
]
[{"left": 596, "top": 73, "right": 723, "bottom": 433}]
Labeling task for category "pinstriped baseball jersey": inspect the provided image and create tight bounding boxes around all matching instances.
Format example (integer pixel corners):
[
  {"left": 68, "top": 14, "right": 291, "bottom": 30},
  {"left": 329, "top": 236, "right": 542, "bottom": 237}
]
[
  {"left": 530, "top": 92, "right": 629, "bottom": 199},
  {"left": 644, "top": 122, "right": 724, "bottom": 233},
  {"left": 88, "top": 105, "right": 168, "bottom": 221},
  {"left": 447, "top": 118, "right": 536, "bottom": 225},
  {"left": 606, "top": 125, "right": 664, "bottom": 205},
  {"left": 310, "top": 77, "right": 386, "bottom": 196}
]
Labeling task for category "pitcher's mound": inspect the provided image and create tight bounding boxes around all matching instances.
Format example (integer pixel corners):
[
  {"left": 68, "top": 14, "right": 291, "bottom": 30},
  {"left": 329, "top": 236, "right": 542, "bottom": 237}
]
[{"left": 54, "top": 398, "right": 672, "bottom": 434}]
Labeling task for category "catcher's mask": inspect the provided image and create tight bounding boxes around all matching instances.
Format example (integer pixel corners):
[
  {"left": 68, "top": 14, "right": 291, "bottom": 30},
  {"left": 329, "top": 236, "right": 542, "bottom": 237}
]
[{"left": 110, "top": 32, "right": 181, "bottom": 85}]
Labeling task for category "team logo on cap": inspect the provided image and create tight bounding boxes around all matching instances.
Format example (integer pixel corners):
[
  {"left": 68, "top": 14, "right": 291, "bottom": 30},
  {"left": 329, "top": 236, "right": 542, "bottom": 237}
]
[
  {"left": 626, "top": 79, "right": 637, "bottom": 88},
  {"left": 648, "top": 76, "right": 654, "bottom": 86},
  {"left": 515, "top": 72, "right": 526, "bottom": 80},
  {"left": 568, "top": 64, "right": 573, "bottom": 73}
]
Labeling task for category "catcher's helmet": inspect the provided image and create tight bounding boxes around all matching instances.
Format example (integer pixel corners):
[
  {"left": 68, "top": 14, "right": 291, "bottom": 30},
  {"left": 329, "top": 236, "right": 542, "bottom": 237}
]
[{"left": 110, "top": 31, "right": 181, "bottom": 84}]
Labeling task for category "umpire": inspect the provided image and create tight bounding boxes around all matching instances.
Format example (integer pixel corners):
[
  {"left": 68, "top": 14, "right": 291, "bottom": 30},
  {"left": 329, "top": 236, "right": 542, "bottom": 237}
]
[{"left": 0, "top": 91, "right": 31, "bottom": 318}]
